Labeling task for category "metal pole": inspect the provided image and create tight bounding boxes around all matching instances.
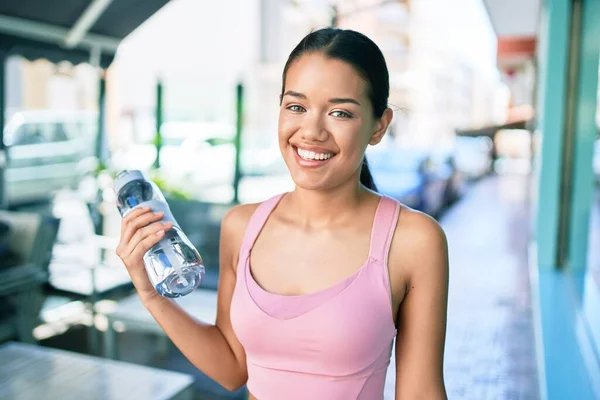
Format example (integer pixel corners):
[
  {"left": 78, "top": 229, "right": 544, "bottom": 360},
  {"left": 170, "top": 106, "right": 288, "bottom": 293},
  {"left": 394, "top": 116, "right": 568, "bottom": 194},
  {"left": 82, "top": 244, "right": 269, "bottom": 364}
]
[
  {"left": 534, "top": 0, "right": 571, "bottom": 269},
  {"left": 89, "top": 46, "right": 105, "bottom": 166},
  {"left": 0, "top": 52, "right": 6, "bottom": 209},
  {"left": 0, "top": 53, "right": 4, "bottom": 151},
  {"left": 330, "top": 5, "right": 339, "bottom": 27},
  {"left": 153, "top": 78, "right": 163, "bottom": 169},
  {"left": 233, "top": 82, "right": 244, "bottom": 204},
  {"left": 556, "top": 0, "right": 582, "bottom": 268},
  {"left": 331, "top": 0, "right": 398, "bottom": 26},
  {"left": 88, "top": 46, "right": 102, "bottom": 355},
  {"left": 95, "top": 71, "right": 106, "bottom": 165},
  {"left": 567, "top": 0, "right": 600, "bottom": 271}
]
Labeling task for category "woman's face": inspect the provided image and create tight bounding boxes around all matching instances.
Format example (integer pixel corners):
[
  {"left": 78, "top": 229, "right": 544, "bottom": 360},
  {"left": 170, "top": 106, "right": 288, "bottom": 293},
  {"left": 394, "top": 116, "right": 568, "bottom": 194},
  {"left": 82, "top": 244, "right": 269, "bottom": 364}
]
[{"left": 278, "top": 52, "right": 389, "bottom": 191}]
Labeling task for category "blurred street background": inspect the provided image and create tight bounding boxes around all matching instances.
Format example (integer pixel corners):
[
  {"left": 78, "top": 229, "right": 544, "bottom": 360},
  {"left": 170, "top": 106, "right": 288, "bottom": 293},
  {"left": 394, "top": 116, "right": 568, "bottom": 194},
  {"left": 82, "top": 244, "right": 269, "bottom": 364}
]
[{"left": 0, "top": 1, "right": 598, "bottom": 399}]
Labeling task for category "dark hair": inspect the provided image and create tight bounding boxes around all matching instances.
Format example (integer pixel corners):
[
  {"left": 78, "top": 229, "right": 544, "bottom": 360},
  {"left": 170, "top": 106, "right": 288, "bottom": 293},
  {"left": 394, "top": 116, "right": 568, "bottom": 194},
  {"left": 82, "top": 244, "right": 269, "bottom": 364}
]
[{"left": 281, "top": 28, "right": 390, "bottom": 192}]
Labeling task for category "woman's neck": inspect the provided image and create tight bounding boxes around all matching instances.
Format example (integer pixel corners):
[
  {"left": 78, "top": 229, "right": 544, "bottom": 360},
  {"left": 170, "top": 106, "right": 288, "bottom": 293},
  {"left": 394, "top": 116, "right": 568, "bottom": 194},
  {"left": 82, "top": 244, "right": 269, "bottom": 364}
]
[{"left": 285, "top": 181, "right": 370, "bottom": 229}]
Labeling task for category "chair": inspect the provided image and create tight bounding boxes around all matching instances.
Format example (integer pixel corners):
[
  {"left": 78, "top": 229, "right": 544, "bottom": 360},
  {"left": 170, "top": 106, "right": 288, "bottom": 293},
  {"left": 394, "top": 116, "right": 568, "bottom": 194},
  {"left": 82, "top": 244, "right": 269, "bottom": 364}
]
[{"left": 0, "top": 211, "right": 60, "bottom": 343}]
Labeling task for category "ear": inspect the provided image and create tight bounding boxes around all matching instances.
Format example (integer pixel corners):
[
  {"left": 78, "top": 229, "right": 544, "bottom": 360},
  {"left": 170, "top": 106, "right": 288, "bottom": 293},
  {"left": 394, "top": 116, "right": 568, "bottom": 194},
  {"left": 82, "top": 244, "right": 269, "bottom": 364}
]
[{"left": 369, "top": 107, "right": 393, "bottom": 145}]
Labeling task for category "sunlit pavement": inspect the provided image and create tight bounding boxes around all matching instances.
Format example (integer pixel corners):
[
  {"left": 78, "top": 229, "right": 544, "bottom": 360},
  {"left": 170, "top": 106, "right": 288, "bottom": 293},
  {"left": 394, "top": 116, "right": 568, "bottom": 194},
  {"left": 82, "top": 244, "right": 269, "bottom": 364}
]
[{"left": 383, "top": 174, "right": 539, "bottom": 399}]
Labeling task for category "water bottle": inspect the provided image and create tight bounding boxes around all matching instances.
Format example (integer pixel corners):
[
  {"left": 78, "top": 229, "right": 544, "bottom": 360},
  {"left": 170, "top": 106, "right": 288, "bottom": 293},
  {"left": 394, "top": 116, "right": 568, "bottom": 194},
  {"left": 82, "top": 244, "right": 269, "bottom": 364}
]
[{"left": 113, "top": 170, "right": 205, "bottom": 298}]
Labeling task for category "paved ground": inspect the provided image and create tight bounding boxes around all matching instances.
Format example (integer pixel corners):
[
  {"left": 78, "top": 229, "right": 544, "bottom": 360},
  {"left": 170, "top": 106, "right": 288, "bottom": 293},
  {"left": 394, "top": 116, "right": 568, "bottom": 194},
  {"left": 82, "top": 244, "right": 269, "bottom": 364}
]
[
  {"left": 37, "top": 173, "right": 541, "bottom": 400},
  {"left": 387, "top": 173, "right": 539, "bottom": 400}
]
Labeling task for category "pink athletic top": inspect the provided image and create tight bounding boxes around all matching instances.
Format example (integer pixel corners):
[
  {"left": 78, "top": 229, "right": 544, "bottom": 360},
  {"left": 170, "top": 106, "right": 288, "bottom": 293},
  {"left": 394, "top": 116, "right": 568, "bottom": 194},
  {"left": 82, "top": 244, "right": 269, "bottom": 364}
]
[{"left": 230, "top": 193, "right": 400, "bottom": 400}]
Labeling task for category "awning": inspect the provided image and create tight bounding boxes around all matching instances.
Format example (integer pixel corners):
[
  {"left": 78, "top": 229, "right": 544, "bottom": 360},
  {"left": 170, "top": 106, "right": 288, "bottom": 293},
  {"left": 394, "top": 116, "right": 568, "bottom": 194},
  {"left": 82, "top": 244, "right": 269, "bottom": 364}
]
[
  {"left": 482, "top": 0, "right": 540, "bottom": 67},
  {"left": 0, "top": 0, "right": 171, "bottom": 68},
  {"left": 482, "top": 0, "right": 540, "bottom": 38},
  {"left": 455, "top": 120, "right": 530, "bottom": 139},
  {"left": 0, "top": 0, "right": 171, "bottom": 207}
]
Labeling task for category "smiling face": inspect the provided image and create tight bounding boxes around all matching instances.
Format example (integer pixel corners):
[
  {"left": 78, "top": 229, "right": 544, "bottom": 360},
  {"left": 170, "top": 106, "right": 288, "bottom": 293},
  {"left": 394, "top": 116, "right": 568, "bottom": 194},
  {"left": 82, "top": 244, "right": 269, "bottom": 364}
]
[{"left": 278, "top": 52, "right": 390, "bottom": 192}]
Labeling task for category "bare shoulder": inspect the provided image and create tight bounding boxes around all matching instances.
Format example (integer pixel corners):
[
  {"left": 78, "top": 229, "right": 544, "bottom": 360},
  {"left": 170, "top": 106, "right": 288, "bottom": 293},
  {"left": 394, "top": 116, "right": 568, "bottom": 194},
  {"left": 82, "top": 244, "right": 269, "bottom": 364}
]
[
  {"left": 395, "top": 206, "right": 448, "bottom": 255},
  {"left": 220, "top": 202, "right": 261, "bottom": 272},
  {"left": 390, "top": 205, "right": 449, "bottom": 282},
  {"left": 222, "top": 202, "right": 260, "bottom": 236}
]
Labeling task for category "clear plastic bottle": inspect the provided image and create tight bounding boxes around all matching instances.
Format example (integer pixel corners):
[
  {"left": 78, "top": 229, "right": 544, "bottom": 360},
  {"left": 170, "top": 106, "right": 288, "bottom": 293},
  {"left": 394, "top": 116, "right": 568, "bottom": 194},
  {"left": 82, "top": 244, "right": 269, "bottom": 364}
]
[{"left": 113, "top": 170, "right": 205, "bottom": 298}]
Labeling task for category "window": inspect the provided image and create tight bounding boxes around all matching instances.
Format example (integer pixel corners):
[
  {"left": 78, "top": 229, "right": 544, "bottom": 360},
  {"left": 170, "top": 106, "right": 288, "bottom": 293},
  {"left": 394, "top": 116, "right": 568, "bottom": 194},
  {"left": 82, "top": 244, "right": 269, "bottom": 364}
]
[
  {"left": 52, "top": 123, "right": 69, "bottom": 142},
  {"left": 11, "top": 124, "right": 46, "bottom": 146}
]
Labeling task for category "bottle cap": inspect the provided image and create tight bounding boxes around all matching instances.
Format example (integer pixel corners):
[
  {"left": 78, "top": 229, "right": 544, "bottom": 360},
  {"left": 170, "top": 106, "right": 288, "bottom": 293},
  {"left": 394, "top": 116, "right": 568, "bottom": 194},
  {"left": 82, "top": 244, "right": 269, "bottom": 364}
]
[{"left": 113, "top": 170, "right": 147, "bottom": 195}]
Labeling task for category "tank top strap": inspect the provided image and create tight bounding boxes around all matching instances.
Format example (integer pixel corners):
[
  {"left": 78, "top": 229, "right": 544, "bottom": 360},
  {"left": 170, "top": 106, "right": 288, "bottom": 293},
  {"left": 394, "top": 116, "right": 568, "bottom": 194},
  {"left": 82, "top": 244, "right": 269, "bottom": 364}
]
[
  {"left": 239, "top": 193, "right": 286, "bottom": 257},
  {"left": 368, "top": 195, "right": 401, "bottom": 264}
]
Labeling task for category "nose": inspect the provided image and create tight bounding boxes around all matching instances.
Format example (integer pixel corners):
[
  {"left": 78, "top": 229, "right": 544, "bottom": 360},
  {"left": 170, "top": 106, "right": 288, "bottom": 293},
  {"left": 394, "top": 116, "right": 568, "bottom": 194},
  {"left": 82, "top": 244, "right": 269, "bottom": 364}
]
[{"left": 300, "top": 112, "right": 328, "bottom": 142}]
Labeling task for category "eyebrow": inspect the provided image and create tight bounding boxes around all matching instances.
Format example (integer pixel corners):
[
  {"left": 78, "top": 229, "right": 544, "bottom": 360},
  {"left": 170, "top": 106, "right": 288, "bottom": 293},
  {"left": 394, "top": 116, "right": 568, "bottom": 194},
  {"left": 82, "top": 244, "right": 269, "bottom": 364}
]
[{"left": 283, "top": 90, "right": 361, "bottom": 106}]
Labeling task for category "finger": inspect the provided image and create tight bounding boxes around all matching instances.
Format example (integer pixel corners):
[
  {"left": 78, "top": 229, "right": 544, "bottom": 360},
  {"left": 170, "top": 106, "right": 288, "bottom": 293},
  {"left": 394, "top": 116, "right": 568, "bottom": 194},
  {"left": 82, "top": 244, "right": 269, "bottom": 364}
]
[
  {"left": 122, "top": 210, "right": 164, "bottom": 245},
  {"left": 129, "top": 226, "right": 171, "bottom": 261},
  {"left": 122, "top": 205, "right": 152, "bottom": 226},
  {"left": 120, "top": 220, "right": 166, "bottom": 260},
  {"left": 127, "top": 221, "right": 173, "bottom": 255},
  {"left": 121, "top": 210, "right": 165, "bottom": 244},
  {"left": 121, "top": 206, "right": 152, "bottom": 235}
]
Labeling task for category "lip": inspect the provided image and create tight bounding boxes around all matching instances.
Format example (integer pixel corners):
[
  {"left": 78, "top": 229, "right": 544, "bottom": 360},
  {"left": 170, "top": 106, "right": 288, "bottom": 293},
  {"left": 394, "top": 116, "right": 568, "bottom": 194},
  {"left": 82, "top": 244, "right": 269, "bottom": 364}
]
[
  {"left": 291, "top": 143, "right": 337, "bottom": 155},
  {"left": 291, "top": 144, "right": 336, "bottom": 168}
]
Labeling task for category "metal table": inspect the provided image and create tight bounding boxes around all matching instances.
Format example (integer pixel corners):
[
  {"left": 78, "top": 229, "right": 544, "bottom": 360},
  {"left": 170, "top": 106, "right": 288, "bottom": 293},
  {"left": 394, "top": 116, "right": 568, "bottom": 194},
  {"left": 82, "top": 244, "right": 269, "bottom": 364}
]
[
  {"left": 103, "top": 289, "right": 218, "bottom": 360},
  {"left": 0, "top": 342, "right": 194, "bottom": 400}
]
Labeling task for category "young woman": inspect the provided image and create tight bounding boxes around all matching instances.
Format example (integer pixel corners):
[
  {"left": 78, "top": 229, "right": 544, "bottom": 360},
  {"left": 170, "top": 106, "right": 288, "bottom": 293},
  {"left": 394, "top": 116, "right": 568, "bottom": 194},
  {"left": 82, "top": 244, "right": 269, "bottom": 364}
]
[{"left": 116, "top": 28, "right": 449, "bottom": 400}]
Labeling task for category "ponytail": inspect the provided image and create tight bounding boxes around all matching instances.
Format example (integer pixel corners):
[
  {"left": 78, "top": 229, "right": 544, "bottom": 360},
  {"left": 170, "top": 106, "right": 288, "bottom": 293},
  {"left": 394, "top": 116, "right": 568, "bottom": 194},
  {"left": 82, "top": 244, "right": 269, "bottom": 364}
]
[{"left": 360, "top": 158, "right": 377, "bottom": 192}]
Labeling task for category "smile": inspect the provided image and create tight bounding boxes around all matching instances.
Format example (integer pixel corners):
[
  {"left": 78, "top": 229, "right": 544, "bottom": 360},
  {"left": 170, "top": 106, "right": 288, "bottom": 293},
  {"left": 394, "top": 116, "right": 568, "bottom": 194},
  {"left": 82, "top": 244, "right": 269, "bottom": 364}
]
[
  {"left": 292, "top": 145, "right": 337, "bottom": 168},
  {"left": 296, "top": 147, "right": 334, "bottom": 161}
]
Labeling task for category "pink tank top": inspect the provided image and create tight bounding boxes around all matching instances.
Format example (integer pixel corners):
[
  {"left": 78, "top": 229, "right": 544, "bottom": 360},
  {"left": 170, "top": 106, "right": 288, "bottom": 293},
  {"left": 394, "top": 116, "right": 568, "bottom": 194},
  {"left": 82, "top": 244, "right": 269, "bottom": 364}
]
[{"left": 230, "top": 193, "right": 400, "bottom": 400}]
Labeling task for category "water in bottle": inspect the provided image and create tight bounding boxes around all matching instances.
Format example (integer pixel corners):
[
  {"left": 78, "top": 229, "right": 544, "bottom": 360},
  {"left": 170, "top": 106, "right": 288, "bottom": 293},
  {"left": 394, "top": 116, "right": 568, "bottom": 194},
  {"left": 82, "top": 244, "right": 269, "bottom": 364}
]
[{"left": 113, "top": 170, "right": 205, "bottom": 298}]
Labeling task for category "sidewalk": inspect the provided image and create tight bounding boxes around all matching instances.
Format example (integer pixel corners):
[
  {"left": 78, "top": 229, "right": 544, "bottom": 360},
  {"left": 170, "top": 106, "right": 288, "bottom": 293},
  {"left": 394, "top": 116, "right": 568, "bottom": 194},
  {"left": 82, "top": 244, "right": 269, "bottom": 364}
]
[{"left": 384, "top": 174, "right": 539, "bottom": 399}]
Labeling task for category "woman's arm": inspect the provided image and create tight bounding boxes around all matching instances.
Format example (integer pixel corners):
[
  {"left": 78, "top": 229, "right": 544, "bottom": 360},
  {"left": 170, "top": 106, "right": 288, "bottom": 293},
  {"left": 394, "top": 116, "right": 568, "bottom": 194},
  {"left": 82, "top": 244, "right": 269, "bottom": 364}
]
[
  {"left": 131, "top": 204, "right": 257, "bottom": 391},
  {"left": 392, "top": 210, "right": 449, "bottom": 400}
]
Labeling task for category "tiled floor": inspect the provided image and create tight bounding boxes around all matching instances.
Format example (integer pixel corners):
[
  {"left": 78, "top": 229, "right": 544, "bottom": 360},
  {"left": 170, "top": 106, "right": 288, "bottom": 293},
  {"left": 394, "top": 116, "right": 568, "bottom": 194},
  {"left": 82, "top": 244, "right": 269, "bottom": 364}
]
[{"left": 384, "top": 174, "right": 540, "bottom": 399}]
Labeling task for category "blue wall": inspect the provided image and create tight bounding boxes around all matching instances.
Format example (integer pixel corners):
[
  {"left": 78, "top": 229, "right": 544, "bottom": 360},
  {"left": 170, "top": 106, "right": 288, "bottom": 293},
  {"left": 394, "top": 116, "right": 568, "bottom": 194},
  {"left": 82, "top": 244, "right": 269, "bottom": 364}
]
[{"left": 533, "top": 0, "right": 600, "bottom": 398}]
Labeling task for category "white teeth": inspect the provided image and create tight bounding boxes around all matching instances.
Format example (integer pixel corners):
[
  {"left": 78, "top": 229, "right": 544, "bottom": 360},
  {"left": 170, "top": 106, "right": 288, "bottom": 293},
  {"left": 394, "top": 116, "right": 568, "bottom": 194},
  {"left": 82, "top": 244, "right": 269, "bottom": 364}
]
[{"left": 297, "top": 147, "right": 333, "bottom": 161}]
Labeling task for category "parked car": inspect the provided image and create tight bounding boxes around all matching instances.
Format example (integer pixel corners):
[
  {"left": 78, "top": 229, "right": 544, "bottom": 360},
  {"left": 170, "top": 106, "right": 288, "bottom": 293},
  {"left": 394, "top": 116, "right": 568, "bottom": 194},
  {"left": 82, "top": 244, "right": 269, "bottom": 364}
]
[
  {"left": 110, "top": 120, "right": 235, "bottom": 178},
  {"left": 430, "top": 146, "right": 468, "bottom": 206},
  {"left": 112, "top": 130, "right": 288, "bottom": 202},
  {"left": 196, "top": 174, "right": 296, "bottom": 205},
  {"left": 3, "top": 110, "right": 98, "bottom": 205},
  {"left": 172, "top": 136, "right": 290, "bottom": 203},
  {"left": 452, "top": 136, "right": 494, "bottom": 180},
  {"left": 366, "top": 146, "right": 455, "bottom": 217}
]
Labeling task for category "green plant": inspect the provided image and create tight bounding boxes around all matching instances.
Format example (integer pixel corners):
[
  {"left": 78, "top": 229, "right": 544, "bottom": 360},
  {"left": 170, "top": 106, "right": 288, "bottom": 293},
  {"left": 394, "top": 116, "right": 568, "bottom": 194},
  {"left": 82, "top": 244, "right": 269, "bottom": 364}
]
[
  {"left": 147, "top": 169, "right": 193, "bottom": 200},
  {"left": 205, "top": 137, "right": 233, "bottom": 147}
]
